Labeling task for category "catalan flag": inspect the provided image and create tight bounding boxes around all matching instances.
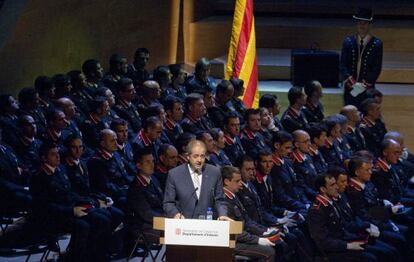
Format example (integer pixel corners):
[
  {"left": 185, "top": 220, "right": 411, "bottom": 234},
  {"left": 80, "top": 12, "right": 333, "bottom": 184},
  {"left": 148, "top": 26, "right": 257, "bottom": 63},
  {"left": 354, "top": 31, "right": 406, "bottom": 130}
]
[{"left": 225, "top": 0, "right": 259, "bottom": 108}]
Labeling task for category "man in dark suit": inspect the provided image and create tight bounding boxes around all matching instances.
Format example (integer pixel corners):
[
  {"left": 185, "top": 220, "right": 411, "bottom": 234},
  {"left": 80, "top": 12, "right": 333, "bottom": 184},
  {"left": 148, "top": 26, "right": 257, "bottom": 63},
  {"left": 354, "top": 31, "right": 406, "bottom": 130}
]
[
  {"left": 302, "top": 80, "right": 324, "bottom": 123},
  {"left": 163, "top": 140, "right": 230, "bottom": 220},
  {"left": 340, "top": 105, "right": 367, "bottom": 152},
  {"left": 281, "top": 87, "right": 309, "bottom": 133},
  {"left": 341, "top": 8, "right": 383, "bottom": 108}
]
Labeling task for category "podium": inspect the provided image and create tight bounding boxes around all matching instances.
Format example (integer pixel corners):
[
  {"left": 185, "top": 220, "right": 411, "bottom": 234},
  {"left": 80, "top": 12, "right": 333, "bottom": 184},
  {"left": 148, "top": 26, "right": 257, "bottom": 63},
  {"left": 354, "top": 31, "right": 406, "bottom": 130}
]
[{"left": 153, "top": 217, "right": 243, "bottom": 262}]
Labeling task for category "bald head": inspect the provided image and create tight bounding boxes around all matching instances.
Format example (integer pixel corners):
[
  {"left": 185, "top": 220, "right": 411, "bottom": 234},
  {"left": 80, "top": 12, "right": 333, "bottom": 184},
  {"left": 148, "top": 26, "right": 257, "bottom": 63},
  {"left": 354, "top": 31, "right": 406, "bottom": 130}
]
[
  {"left": 100, "top": 129, "right": 118, "bottom": 153},
  {"left": 142, "top": 80, "right": 161, "bottom": 100},
  {"left": 340, "top": 105, "right": 360, "bottom": 124},
  {"left": 384, "top": 131, "right": 404, "bottom": 147},
  {"left": 55, "top": 97, "right": 76, "bottom": 120},
  {"left": 293, "top": 130, "right": 311, "bottom": 154},
  {"left": 382, "top": 139, "right": 401, "bottom": 164}
]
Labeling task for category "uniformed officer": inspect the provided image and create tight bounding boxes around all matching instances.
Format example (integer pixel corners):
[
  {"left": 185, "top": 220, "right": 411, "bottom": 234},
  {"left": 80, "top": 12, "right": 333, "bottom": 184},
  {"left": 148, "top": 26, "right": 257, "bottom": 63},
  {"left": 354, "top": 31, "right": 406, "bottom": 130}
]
[
  {"left": 162, "top": 95, "right": 184, "bottom": 144},
  {"left": 292, "top": 130, "right": 319, "bottom": 199},
  {"left": 240, "top": 109, "right": 270, "bottom": 159},
  {"left": 208, "top": 128, "right": 232, "bottom": 167},
  {"left": 87, "top": 129, "right": 133, "bottom": 210},
  {"left": 302, "top": 80, "right": 325, "bottom": 123},
  {"left": 181, "top": 93, "right": 212, "bottom": 133},
  {"left": 40, "top": 108, "right": 68, "bottom": 149},
  {"left": 80, "top": 96, "right": 110, "bottom": 150},
  {"left": 221, "top": 166, "right": 276, "bottom": 262},
  {"left": 111, "top": 119, "right": 136, "bottom": 176},
  {"left": 207, "top": 80, "right": 234, "bottom": 129},
  {"left": 113, "top": 77, "right": 142, "bottom": 137},
  {"left": 259, "top": 94, "right": 283, "bottom": 132},
  {"left": 175, "top": 132, "right": 196, "bottom": 165},
  {"left": 153, "top": 144, "right": 178, "bottom": 191},
  {"left": 223, "top": 113, "right": 246, "bottom": 166},
  {"left": 320, "top": 116, "right": 346, "bottom": 167},
  {"left": 307, "top": 174, "right": 377, "bottom": 262},
  {"left": 306, "top": 123, "right": 329, "bottom": 174},
  {"left": 359, "top": 98, "right": 387, "bottom": 157},
  {"left": 102, "top": 54, "right": 128, "bottom": 91},
  {"left": 17, "top": 87, "right": 47, "bottom": 137},
  {"left": 82, "top": 59, "right": 105, "bottom": 93},
  {"left": 34, "top": 75, "right": 55, "bottom": 113},
  {"left": 270, "top": 131, "right": 311, "bottom": 213},
  {"left": 135, "top": 80, "right": 161, "bottom": 112},
  {"left": 229, "top": 77, "right": 247, "bottom": 124},
  {"left": 127, "top": 147, "right": 165, "bottom": 245},
  {"left": 67, "top": 70, "right": 93, "bottom": 123},
  {"left": 341, "top": 8, "right": 383, "bottom": 108},
  {"left": 131, "top": 116, "right": 162, "bottom": 162},
  {"left": 0, "top": 94, "right": 19, "bottom": 146},
  {"left": 126, "top": 47, "right": 150, "bottom": 93},
  {"left": 56, "top": 97, "right": 83, "bottom": 142},
  {"left": 164, "top": 64, "right": 187, "bottom": 101},
  {"left": 30, "top": 142, "right": 112, "bottom": 262},
  {"left": 185, "top": 57, "right": 217, "bottom": 94},
  {"left": 340, "top": 105, "right": 366, "bottom": 152},
  {"left": 281, "top": 87, "right": 309, "bottom": 133}
]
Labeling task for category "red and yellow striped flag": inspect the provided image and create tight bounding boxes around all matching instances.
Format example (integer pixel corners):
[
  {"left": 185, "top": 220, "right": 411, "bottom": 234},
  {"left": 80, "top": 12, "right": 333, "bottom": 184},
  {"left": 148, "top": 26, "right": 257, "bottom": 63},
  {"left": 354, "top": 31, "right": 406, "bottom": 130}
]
[{"left": 225, "top": 0, "right": 259, "bottom": 108}]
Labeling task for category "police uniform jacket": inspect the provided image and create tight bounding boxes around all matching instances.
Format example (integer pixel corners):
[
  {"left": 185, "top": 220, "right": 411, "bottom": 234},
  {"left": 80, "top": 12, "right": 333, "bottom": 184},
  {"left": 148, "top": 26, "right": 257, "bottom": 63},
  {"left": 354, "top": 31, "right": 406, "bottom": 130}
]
[
  {"left": 358, "top": 117, "right": 386, "bottom": 157},
  {"left": 240, "top": 128, "right": 270, "bottom": 159},
  {"left": 281, "top": 107, "right": 309, "bottom": 134},
  {"left": 302, "top": 101, "right": 324, "bottom": 123},
  {"left": 223, "top": 133, "right": 246, "bottom": 166},
  {"left": 291, "top": 150, "right": 318, "bottom": 199},
  {"left": 344, "top": 125, "right": 366, "bottom": 152}
]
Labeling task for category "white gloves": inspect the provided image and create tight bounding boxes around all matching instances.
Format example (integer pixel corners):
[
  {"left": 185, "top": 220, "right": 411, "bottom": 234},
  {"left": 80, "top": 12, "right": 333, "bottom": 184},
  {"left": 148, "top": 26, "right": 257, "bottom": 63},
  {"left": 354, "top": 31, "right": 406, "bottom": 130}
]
[
  {"left": 347, "top": 242, "right": 364, "bottom": 250},
  {"left": 366, "top": 224, "right": 380, "bottom": 238},
  {"left": 277, "top": 217, "right": 297, "bottom": 227},
  {"left": 258, "top": 238, "right": 275, "bottom": 246}
]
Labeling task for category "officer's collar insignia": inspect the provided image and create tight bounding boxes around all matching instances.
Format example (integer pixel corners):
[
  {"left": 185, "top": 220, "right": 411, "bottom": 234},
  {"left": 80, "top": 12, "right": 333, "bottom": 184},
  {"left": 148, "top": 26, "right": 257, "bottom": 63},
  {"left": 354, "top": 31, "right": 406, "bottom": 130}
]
[
  {"left": 99, "top": 149, "right": 113, "bottom": 160},
  {"left": 139, "top": 130, "right": 152, "bottom": 146},
  {"left": 315, "top": 194, "right": 331, "bottom": 207},
  {"left": 255, "top": 170, "right": 266, "bottom": 184},
  {"left": 376, "top": 158, "right": 390, "bottom": 172},
  {"left": 164, "top": 117, "right": 176, "bottom": 130},
  {"left": 291, "top": 150, "right": 305, "bottom": 163},
  {"left": 288, "top": 107, "right": 300, "bottom": 119},
  {"left": 325, "top": 138, "right": 333, "bottom": 148},
  {"left": 136, "top": 174, "right": 150, "bottom": 187},
  {"left": 155, "top": 165, "right": 167, "bottom": 174},
  {"left": 305, "top": 100, "right": 317, "bottom": 111},
  {"left": 224, "top": 187, "right": 235, "bottom": 199},
  {"left": 349, "top": 178, "right": 363, "bottom": 191},
  {"left": 178, "top": 154, "right": 188, "bottom": 164},
  {"left": 224, "top": 133, "right": 235, "bottom": 145},
  {"left": 347, "top": 125, "right": 355, "bottom": 133},
  {"left": 309, "top": 146, "right": 318, "bottom": 156},
  {"left": 272, "top": 154, "right": 284, "bottom": 166},
  {"left": 242, "top": 128, "right": 255, "bottom": 139},
  {"left": 361, "top": 117, "right": 375, "bottom": 128}
]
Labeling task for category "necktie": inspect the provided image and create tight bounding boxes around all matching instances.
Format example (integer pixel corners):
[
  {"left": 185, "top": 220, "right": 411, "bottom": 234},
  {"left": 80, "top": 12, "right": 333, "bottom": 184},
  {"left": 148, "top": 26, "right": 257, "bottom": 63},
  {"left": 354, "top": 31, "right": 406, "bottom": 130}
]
[
  {"left": 359, "top": 39, "right": 364, "bottom": 54},
  {"left": 193, "top": 171, "right": 201, "bottom": 198}
]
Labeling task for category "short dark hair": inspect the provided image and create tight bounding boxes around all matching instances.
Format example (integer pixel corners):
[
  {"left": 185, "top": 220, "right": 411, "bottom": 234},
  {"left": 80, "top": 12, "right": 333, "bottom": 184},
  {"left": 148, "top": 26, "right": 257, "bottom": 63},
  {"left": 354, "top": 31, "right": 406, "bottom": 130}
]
[
  {"left": 210, "top": 128, "right": 223, "bottom": 141},
  {"left": 287, "top": 87, "right": 304, "bottom": 105},
  {"left": 224, "top": 112, "right": 240, "bottom": 125},
  {"left": 348, "top": 156, "right": 371, "bottom": 177},
  {"left": 116, "top": 77, "right": 133, "bottom": 92},
  {"left": 323, "top": 116, "right": 338, "bottom": 134},
  {"left": 88, "top": 96, "right": 107, "bottom": 113},
  {"left": 272, "top": 131, "right": 293, "bottom": 147},
  {"left": 169, "top": 64, "right": 183, "bottom": 79},
  {"left": 64, "top": 133, "right": 83, "bottom": 148},
  {"left": 162, "top": 95, "right": 181, "bottom": 112},
  {"left": 153, "top": 66, "right": 170, "bottom": 82},
  {"left": 158, "top": 143, "right": 175, "bottom": 157},
  {"left": 221, "top": 166, "right": 240, "bottom": 182},
  {"left": 314, "top": 174, "right": 333, "bottom": 193},
  {"left": 144, "top": 103, "right": 164, "bottom": 119},
  {"left": 185, "top": 93, "right": 203, "bottom": 110},
  {"left": 39, "top": 141, "right": 58, "bottom": 158},
  {"left": 244, "top": 108, "right": 260, "bottom": 121},
  {"left": 0, "top": 94, "right": 12, "bottom": 112},
  {"left": 328, "top": 166, "right": 347, "bottom": 180},
  {"left": 133, "top": 147, "right": 153, "bottom": 163},
  {"left": 360, "top": 98, "right": 377, "bottom": 115},
  {"left": 176, "top": 132, "right": 196, "bottom": 153},
  {"left": 34, "top": 76, "right": 54, "bottom": 96},
  {"left": 142, "top": 116, "right": 161, "bottom": 130},
  {"left": 304, "top": 80, "right": 320, "bottom": 97},
  {"left": 259, "top": 94, "right": 278, "bottom": 109},
  {"left": 306, "top": 122, "right": 327, "bottom": 142},
  {"left": 256, "top": 149, "right": 273, "bottom": 162},
  {"left": 18, "top": 88, "right": 38, "bottom": 108},
  {"left": 82, "top": 59, "right": 100, "bottom": 75},
  {"left": 45, "top": 108, "right": 63, "bottom": 123},
  {"left": 134, "top": 48, "right": 150, "bottom": 60},
  {"left": 110, "top": 118, "right": 128, "bottom": 130},
  {"left": 230, "top": 77, "right": 244, "bottom": 91},
  {"left": 216, "top": 80, "right": 233, "bottom": 95},
  {"left": 236, "top": 155, "right": 255, "bottom": 169},
  {"left": 195, "top": 57, "right": 210, "bottom": 74}
]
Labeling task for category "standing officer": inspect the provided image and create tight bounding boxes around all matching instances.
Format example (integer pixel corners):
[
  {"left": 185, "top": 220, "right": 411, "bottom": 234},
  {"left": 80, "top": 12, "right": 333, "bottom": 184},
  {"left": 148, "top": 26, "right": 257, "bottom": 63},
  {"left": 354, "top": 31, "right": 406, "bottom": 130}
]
[{"left": 341, "top": 8, "right": 383, "bottom": 108}]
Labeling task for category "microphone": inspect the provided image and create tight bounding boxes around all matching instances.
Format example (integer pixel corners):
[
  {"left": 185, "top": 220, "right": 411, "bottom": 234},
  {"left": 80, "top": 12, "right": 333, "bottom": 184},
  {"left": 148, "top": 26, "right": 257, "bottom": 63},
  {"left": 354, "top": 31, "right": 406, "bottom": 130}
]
[{"left": 178, "top": 187, "right": 199, "bottom": 218}]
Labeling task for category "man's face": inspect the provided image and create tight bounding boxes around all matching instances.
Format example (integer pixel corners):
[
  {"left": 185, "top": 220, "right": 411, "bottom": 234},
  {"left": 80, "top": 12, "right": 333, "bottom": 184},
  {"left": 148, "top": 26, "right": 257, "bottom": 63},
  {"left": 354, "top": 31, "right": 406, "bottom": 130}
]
[
  {"left": 203, "top": 92, "right": 214, "bottom": 109},
  {"left": 137, "top": 154, "right": 154, "bottom": 176},
  {"left": 215, "top": 131, "right": 226, "bottom": 149},
  {"left": 295, "top": 133, "right": 311, "bottom": 154},
  {"left": 260, "top": 108, "right": 271, "bottom": 128},
  {"left": 22, "top": 116, "right": 37, "bottom": 138},
  {"left": 357, "top": 21, "right": 371, "bottom": 37},
  {"left": 114, "top": 124, "right": 128, "bottom": 144},
  {"left": 188, "top": 143, "right": 207, "bottom": 172},
  {"left": 102, "top": 132, "right": 118, "bottom": 153},
  {"left": 136, "top": 52, "right": 149, "bottom": 68},
  {"left": 312, "top": 83, "right": 323, "bottom": 100},
  {"left": 225, "top": 173, "right": 243, "bottom": 193},
  {"left": 258, "top": 154, "right": 274, "bottom": 175},
  {"left": 175, "top": 69, "right": 187, "bottom": 85},
  {"left": 189, "top": 99, "right": 206, "bottom": 118},
  {"left": 99, "top": 101, "right": 110, "bottom": 117},
  {"left": 149, "top": 85, "right": 161, "bottom": 100},
  {"left": 121, "top": 84, "right": 136, "bottom": 102},
  {"left": 276, "top": 141, "right": 293, "bottom": 157},
  {"left": 356, "top": 162, "right": 373, "bottom": 182},
  {"left": 53, "top": 111, "right": 68, "bottom": 131},
  {"left": 384, "top": 143, "right": 401, "bottom": 164},
  {"left": 314, "top": 131, "right": 328, "bottom": 148},
  {"left": 147, "top": 122, "right": 163, "bottom": 141},
  {"left": 240, "top": 160, "right": 256, "bottom": 182},
  {"left": 272, "top": 101, "right": 281, "bottom": 116},
  {"left": 336, "top": 174, "right": 348, "bottom": 193},
  {"left": 63, "top": 100, "right": 76, "bottom": 120},
  {"left": 322, "top": 177, "right": 339, "bottom": 199},
  {"left": 68, "top": 138, "right": 84, "bottom": 160},
  {"left": 160, "top": 147, "right": 178, "bottom": 169},
  {"left": 349, "top": 108, "right": 361, "bottom": 123},
  {"left": 330, "top": 124, "right": 342, "bottom": 139},
  {"left": 105, "top": 89, "right": 115, "bottom": 106},
  {"left": 217, "top": 86, "right": 234, "bottom": 105},
  {"left": 247, "top": 113, "right": 261, "bottom": 132},
  {"left": 95, "top": 63, "right": 104, "bottom": 79},
  {"left": 297, "top": 92, "right": 307, "bottom": 107},
  {"left": 9, "top": 96, "right": 19, "bottom": 112},
  {"left": 368, "top": 103, "right": 381, "bottom": 120},
  {"left": 120, "top": 58, "right": 128, "bottom": 74},
  {"left": 170, "top": 102, "right": 183, "bottom": 122},
  {"left": 44, "top": 147, "right": 60, "bottom": 167},
  {"left": 197, "top": 66, "right": 210, "bottom": 82},
  {"left": 201, "top": 133, "right": 215, "bottom": 153},
  {"left": 226, "top": 117, "right": 240, "bottom": 137}
]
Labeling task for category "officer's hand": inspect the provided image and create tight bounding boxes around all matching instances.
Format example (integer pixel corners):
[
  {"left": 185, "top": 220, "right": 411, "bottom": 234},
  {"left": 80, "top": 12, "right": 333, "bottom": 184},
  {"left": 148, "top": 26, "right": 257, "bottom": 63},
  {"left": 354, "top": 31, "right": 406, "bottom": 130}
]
[
  {"left": 174, "top": 213, "right": 185, "bottom": 219},
  {"left": 277, "top": 217, "right": 297, "bottom": 227},
  {"left": 73, "top": 206, "right": 88, "bottom": 217},
  {"left": 383, "top": 199, "right": 393, "bottom": 207},
  {"left": 391, "top": 204, "right": 404, "bottom": 214},
  {"left": 258, "top": 238, "right": 275, "bottom": 247},
  {"left": 366, "top": 224, "right": 380, "bottom": 238},
  {"left": 347, "top": 242, "right": 364, "bottom": 250},
  {"left": 218, "top": 216, "right": 234, "bottom": 221}
]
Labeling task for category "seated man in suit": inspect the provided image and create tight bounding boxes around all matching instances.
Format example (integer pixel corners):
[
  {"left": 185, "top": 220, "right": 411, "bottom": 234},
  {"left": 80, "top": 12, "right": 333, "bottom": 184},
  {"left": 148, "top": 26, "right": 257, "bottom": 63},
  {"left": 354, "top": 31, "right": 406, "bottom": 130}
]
[
  {"left": 222, "top": 166, "right": 276, "bottom": 261},
  {"left": 132, "top": 116, "right": 162, "bottom": 161},
  {"left": 340, "top": 105, "right": 366, "bottom": 152},
  {"left": 281, "top": 87, "right": 309, "bottom": 133},
  {"left": 163, "top": 139, "right": 231, "bottom": 220},
  {"left": 240, "top": 108, "right": 270, "bottom": 159},
  {"left": 127, "top": 147, "right": 165, "bottom": 245}
]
